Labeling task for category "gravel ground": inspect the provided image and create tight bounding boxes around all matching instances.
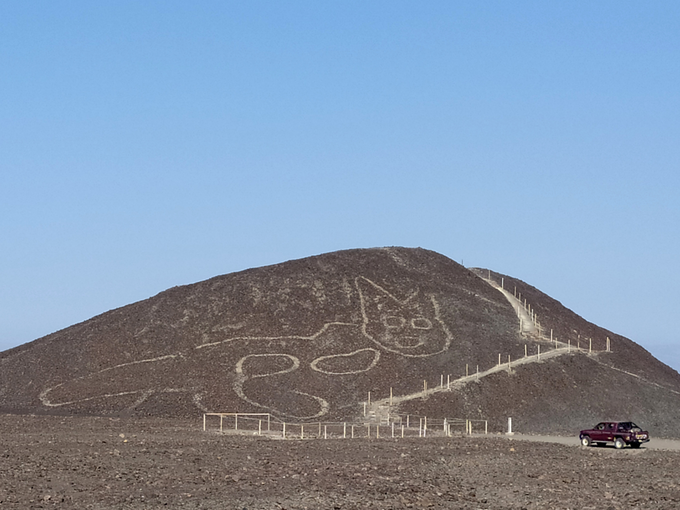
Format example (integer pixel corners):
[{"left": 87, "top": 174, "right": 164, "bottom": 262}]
[{"left": 2, "top": 414, "right": 680, "bottom": 509}]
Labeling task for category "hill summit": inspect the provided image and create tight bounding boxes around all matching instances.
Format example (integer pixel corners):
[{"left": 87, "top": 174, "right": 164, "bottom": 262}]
[{"left": 2, "top": 247, "right": 680, "bottom": 436}]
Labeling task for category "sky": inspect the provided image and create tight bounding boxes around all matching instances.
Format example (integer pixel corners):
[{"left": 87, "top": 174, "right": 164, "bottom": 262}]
[{"left": 1, "top": 1, "right": 679, "bottom": 370}]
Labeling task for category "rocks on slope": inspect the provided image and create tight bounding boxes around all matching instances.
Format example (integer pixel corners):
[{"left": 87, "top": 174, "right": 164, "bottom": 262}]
[{"left": 1, "top": 247, "right": 679, "bottom": 436}]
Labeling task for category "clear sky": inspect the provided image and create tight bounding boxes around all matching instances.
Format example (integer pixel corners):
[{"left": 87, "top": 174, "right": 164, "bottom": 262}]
[{"left": 2, "top": 2, "right": 679, "bottom": 370}]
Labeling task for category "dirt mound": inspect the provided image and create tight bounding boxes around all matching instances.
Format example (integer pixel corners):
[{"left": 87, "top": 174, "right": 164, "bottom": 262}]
[{"left": 1, "top": 247, "right": 679, "bottom": 436}]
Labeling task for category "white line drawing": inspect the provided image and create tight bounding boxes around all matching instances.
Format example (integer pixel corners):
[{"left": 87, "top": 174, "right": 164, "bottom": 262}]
[
  {"left": 39, "top": 276, "right": 454, "bottom": 419},
  {"left": 234, "top": 354, "right": 330, "bottom": 420},
  {"left": 310, "top": 348, "right": 381, "bottom": 375},
  {"left": 357, "top": 277, "right": 452, "bottom": 357}
]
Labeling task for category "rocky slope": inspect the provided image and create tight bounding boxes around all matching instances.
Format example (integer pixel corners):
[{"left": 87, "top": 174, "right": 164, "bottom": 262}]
[{"left": 1, "top": 247, "right": 679, "bottom": 436}]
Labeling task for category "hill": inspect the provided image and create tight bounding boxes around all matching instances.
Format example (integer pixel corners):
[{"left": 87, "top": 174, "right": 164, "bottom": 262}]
[{"left": 2, "top": 247, "right": 680, "bottom": 436}]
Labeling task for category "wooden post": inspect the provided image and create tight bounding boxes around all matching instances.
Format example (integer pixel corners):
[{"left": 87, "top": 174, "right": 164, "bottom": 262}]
[
  {"left": 419, "top": 418, "right": 422, "bottom": 437},
  {"left": 589, "top": 338, "right": 592, "bottom": 353},
  {"left": 324, "top": 426, "right": 327, "bottom": 439},
  {"left": 301, "top": 425, "right": 304, "bottom": 439},
  {"left": 424, "top": 416, "right": 427, "bottom": 437},
  {"left": 368, "top": 391, "right": 371, "bottom": 406},
  {"left": 351, "top": 425, "right": 355, "bottom": 438},
  {"left": 401, "top": 425, "right": 404, "bottom": 438},
  {"left": 501, "top": 277, "right": 504, "bottom": 289},
  {"left": 440, "top": 374, "right": 444, "bottom": 388},
  {"left": 343, "top": 422, "right": 347, "bottom": 438},
  {"left": 485, "top": 421, "right": 488, "bottom": 434},
  {"left": 443, "top": 418, "right": 447, "bottom": 433},
  {"left": 476, "top": 365, "right": 479, "bottom": 380},
  {"left": 392, "top": 422, "right": 395, "bottom": 438},
  {"left": 524, "top": 344, "right": 527, "bottom": 357},
  {"left": 498, "top": 353, "right": 501, "bottom": 366},
  {"left": 282, "top": 423, "right": 286, "bottom": 438},
  {"left": 203, "top": 414, "right": 206, "bottom": 431},
  {"left": 234, "top": 414, "right": 238, "bottom": 431},
  {"left": 538, "top": 344, "right": 541, "bottom": 360},
  {"left": 258, "top": 420, "right": 262, "bottom": 436},
  {"left": 447, "top": 374, "right": 450, "bottom": 389},
  {"left": 268, "top": 414, "right": 271, "bottom": 432}
]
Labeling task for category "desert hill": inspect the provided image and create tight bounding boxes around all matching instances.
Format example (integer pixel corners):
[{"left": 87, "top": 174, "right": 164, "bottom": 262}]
[{"left": 2, "top": 247, "right": 680, "bottom": 436}]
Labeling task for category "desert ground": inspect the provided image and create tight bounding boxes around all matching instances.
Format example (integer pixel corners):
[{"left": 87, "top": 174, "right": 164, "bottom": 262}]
[{"left": 2, "top": 414, "right": 680, "bottom": 509}]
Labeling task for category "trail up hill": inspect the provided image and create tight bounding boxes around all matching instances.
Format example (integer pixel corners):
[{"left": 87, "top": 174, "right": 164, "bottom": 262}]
[{"left": 2, "top": 248, "right": 679, "bottom": 436}]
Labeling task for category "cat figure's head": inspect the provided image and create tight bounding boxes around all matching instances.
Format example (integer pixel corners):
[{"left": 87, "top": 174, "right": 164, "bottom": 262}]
[{"left": 356, "top": 277, "right": 452, "bottom": 357}]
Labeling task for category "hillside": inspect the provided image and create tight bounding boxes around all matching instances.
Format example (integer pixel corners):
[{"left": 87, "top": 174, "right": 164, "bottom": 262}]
[{"left": 2, "top": 247, "right": 679, "bottom": 436}]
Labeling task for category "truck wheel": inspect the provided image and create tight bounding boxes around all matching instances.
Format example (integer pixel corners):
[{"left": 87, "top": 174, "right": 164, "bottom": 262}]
[
  {"left": 614, "top": 437, "right": 626, "bottom": 449},
  {"left": 580, "top": 436, "right": 591, "bottom": 447}
]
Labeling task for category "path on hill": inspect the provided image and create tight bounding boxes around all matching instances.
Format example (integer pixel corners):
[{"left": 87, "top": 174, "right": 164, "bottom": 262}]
[
  {"left": 367, "top": 346, "right": 573, "bottom": 422},
  {"left": 485, "top": 277, "right": 538, "bottom": 335},
  {"left": 366, "top": 275, "right": 574, "bottom": 421}
]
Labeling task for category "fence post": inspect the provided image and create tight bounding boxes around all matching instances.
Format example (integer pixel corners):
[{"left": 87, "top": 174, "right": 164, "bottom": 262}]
[
  {"left": 440, "top": 374, "right": 443, "bottom": 388},
  {"left": 344, "top": 422, "right": 347, "bottom": 438},
  {"left": 401, "top": 425, "right": 404, "bottom": 438},
  {"left": 234, "top": 414, "right": 238, "bottom": 431},
  {"left": 283, "top": 423, "right": 286, "bottom": 438},
  {"left": 301, "top": 425, "right": 304, "bottom": 439},
  {"left": 324, "top": 426, "right": 327, "bottom": 439},
  {"left": 485, "top": 420, "right": 488, "bottom": 435},
  {"left": 259, "top": 420, "right": 262, "bottom": 436},
  {"left": 392, "top": 422, "right": 395, "bottom": 438},
  {"left": 538, "top": 345, "right": 541, "bottom": 360},
  {"left": 524, "top": 344, "right": 527, "bottom": 357},
  {"left": 203, "top": 414, "right": 206, "bottom": 431}
]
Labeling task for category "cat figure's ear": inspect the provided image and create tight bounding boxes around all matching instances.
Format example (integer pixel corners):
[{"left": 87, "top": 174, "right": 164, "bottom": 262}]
[{"left": 356, "top": 277, "right": 452, "bottom": 357}]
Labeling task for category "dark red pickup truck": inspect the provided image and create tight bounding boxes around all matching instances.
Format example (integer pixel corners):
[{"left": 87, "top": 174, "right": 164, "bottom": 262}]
[{"left": 579, "top": 421, "right": 649, "bottom": 449}]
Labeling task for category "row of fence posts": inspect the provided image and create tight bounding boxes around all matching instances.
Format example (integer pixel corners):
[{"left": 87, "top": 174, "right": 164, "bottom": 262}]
[
  {"left": 486, "top": 272, "right": 611, "bottom": 354},
  {"left": 204, "top": 413, "right": 488, "bottom": 439}
]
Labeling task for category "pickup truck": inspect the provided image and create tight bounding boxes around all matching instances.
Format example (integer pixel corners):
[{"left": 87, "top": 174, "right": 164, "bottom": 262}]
[{"left": 579, "top": 421, "right": 649, "bottom": 449}]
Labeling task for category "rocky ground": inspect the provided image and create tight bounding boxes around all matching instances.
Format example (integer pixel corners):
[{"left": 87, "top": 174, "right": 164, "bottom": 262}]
[{"left": 2, "top": 414, "right": 680, "bottom": 509}]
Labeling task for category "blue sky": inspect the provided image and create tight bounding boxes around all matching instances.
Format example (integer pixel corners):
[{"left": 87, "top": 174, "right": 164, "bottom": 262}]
[{"left": 2, "top": 1, "right": 679, "bottom": 370}]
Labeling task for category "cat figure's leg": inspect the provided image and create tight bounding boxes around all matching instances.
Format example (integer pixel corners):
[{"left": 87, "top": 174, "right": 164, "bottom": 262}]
[{"left": 234, "top": 353, "right": 330, "bottom": 420}]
